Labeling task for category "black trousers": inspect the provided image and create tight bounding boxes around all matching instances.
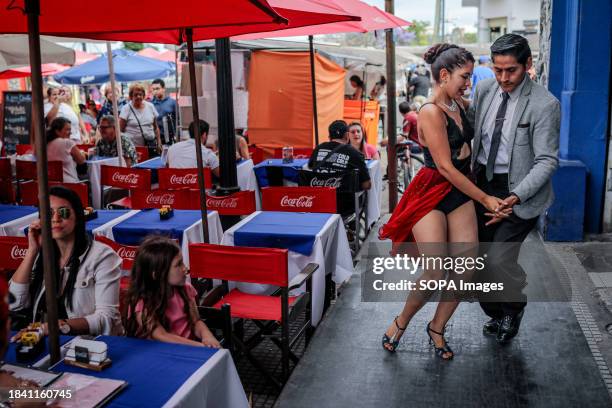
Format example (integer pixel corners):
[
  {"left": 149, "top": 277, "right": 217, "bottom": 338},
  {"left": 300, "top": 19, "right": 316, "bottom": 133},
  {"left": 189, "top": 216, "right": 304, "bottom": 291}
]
[{"left": 474, "top": 164, "right": 538, "bottom": 319}]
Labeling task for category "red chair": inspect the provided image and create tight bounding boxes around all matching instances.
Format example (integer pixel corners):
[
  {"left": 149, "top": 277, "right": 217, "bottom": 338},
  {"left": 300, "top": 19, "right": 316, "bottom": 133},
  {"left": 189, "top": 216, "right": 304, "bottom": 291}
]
[
  {"left": 95, "top": 235, "right": 138, "bottom": 271},
  {"left": 131, "top": 189, "right": 195, "bottom": 210},
  {"left": 16, "top": 160, "right": 63, "bottom": 182},
  {"left": 15, "top": 144, "right": 33, "bottom": 155},
  {"left": 0, "top": 236, "right": 28, "bottom": 272},
  {"left": 0, "top": 158, "right": 15, "bottom": 204},
  {"left": 248, "top": 146, "right": 264, "bottom": 165},
  {"left": 261, "top": 186, "right": 336, "bottom": 213},
  {"left": 135, "top": 146, "right": 149, "bottom": 163},
  {"left": 189, "top": 243, "right": 318, "bottom": 387},
  {"left": 158, "top": 167, "right": 213, "bottom": 190},
  {"left": 204, "top": 190, "right": 256, "bottom": 216},
  {"left": 19, "top": 181, "right": 90, "bottom": 207},
  {"left": 76, "top": 144, "right": 94, "bottom": 153},
  {"left": 273, "top": 147, "right": 313, "bottom": 159},
  {"left": 100, "top": 165, "right": 151, "bottom": 209}
]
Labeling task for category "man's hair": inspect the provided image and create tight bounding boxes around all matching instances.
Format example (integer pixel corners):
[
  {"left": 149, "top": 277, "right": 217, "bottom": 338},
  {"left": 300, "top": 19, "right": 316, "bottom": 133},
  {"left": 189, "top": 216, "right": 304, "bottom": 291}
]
[
  {"left": 100, "top": 115, "right": 115, "bottom": 127},
  {"left": 151, "top": 78, "right": 165, "bottom": 88},
  {"left": 399, "top": 101, "right": 411, "bottom": 115},
  {"left": 328, "top": 120, "right": 348, "bottom": 140},
  {"left": 188, "top": 120, "right": 210, "bottom": 139},
  {"left": 490, "top": 34, "right": 532, "bottom": 65}
]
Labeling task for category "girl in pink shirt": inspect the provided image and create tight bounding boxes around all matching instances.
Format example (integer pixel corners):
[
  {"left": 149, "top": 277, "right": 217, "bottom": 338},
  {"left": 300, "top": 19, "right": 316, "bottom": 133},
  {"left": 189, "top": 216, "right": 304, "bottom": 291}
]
[
  {"left": 348, "top": 122, "right": 380, "bottom": 160},
  {"left": 124, "top": 236, "right": 220, "bottom": 348}
]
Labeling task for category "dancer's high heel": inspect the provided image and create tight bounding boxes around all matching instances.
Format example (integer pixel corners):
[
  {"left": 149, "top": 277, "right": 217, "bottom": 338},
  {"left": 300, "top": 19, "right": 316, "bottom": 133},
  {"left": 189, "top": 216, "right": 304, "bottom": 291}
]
[
  {"left": 382, "top": 316, "right": 407, "bottom": 352},
  {"left": 426, "top": 322, "right": 454, "bottom": 360}
]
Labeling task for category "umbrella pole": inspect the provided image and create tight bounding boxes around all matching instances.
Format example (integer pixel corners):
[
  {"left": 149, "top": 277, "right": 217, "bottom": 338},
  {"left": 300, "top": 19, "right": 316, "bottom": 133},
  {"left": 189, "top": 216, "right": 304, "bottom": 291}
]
[
  {"left": 106, "top": 42, "right": 124, "bottom": 167},
  {"left": 175, "top": 49, "right": 180, "bottom": 140},
  {"left": 308, "top": 35, "right": 319, "bottom": 146},
  {"left": 385, "top": 0, "right": 398, "bottom": 211},
  {"left": 25, "top": 0, "right": 60, "bottom": 364},
  {"left": 185, "top": 28, "right": 210, "bottom": 244}
]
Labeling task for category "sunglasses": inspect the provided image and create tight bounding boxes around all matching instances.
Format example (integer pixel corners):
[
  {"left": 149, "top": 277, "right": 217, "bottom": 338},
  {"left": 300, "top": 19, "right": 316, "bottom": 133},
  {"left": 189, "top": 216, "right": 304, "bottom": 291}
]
[{"left": 51, "top": 207, "right": 71, "bottom": 220}]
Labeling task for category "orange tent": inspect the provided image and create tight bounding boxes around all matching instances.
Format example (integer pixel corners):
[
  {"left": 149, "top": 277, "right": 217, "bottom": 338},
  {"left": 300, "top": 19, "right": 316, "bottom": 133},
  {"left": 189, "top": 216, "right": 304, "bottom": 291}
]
[
  {"left": 247, "top": 50, "right": 345, "bottom": 151},
  {"left": 343, "top": 99, "right": 380, "bottom": 147}
]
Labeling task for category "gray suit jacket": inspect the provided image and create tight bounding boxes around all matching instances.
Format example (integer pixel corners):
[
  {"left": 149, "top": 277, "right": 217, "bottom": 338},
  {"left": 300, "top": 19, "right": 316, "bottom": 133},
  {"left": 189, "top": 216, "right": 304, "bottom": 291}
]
[{"left": 468, "top": 76, "right": 560, "bottom": 219}]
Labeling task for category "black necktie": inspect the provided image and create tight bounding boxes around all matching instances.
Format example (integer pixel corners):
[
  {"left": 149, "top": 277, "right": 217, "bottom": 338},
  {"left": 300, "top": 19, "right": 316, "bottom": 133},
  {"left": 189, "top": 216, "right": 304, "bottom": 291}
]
[{"left": 486, "top": 92, "right": 510, "bottom": 181}]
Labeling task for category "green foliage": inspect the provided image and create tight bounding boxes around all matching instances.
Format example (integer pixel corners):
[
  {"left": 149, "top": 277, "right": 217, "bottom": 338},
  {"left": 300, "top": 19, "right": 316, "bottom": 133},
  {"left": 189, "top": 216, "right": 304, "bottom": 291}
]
[
  {"left": 122, "top": 42, "right": 144, "bottom": 52},
  {"left": 406, "top": 20, "right": 431, "bottom": 45},
  {"left": 464, "top": 32, "right": 478, "bottom": 44}
]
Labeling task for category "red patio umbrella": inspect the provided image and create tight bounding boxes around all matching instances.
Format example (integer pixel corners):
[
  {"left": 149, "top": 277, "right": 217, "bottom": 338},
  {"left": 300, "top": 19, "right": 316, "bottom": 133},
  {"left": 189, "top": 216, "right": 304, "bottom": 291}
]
[{"left": 0, "top": 62, "right": 66, "bottom": 79}]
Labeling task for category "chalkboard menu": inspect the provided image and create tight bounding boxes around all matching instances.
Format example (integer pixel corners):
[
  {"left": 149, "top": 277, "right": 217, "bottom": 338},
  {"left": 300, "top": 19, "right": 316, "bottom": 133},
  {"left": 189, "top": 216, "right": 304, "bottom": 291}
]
[{"left": 1, "top": 91, "right": 32, "bottom": 154}]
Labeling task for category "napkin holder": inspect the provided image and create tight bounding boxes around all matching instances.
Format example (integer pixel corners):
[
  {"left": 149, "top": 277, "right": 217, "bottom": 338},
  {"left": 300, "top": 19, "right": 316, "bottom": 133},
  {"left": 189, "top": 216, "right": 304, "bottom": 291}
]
[
  {"left": 64, "top": 339, "right": 111, "bottom": 371},
  {"left": 84, "top": 207, "right": 98, "bottom": 221},
  {"left": 15, "top": 323, "right": 45, "bottom": 363},
  {"left": 159, "top": 205, "right": 174, "bottom": 220}
]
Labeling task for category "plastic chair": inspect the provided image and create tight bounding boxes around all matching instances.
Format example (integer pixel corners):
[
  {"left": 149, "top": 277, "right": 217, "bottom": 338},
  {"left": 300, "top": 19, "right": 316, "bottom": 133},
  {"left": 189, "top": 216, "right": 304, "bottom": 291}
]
[
  {"left": 19, "top": 181, "right": 90, "bottom": 207},
  {"left": 16, "top": 160, "right": 63, "bottom": 182},
  {"left": 130, "top": 189, "right": 195, "bottom": 210},
  {"left": 100, "top": 165, "right": 151, "bottom": 209},
  {"left": 135, "top": 146, "right": 150, "bottom": 163},
  {"left": 204, "top": 190, "right": 256, "bottom": 216},
  {"left": 158, "top": 167, "right": 213, "bottom": 190},
  {"left": 261, "top": 186, "right": 336, "bottom": 213},
  {"left": 0, "top": 236, "right": 29, "bottom": 272}
]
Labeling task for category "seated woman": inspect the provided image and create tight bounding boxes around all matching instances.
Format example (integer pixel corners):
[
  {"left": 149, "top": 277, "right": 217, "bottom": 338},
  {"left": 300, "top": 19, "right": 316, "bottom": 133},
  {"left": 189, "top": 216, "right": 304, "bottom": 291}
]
[
  {"left": 46, "top": 117, "right": 87, "bottom": 183},
  {"left": 9, "top": 186, "right": 123, "bottom": 336},
  {"left": 348, "top": 122, "right": 380, "bottom": 160},
  {"left": 123, "top": 236, "right": 220, "bottom": 348}
]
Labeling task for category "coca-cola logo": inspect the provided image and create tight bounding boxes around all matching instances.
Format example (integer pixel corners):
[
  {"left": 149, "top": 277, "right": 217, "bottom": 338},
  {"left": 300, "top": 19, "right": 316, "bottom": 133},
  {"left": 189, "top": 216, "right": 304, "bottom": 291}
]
[
  {"left": 145, "top": 193, "right": 175, "bottom": 206},
  {"left": 117, "top": 247, "right": 136, "bottom": 259},
  {"left": 310, "top": 177, "right": 341, "bottom": 188},
  {"left": 207, "top": 197, "right": 239, "bottom": 208},
  {"left": 11, "top": 245, "right": 27, "bottom": 260},
  {"left": 280, "top": 195, "right": 314, "bottom": 208},
  {"left": 112, "top": 172, "right": 140, "bottom": 185},
  {"left": 169, "top": 173, "right": 197, "bottom": 185}
]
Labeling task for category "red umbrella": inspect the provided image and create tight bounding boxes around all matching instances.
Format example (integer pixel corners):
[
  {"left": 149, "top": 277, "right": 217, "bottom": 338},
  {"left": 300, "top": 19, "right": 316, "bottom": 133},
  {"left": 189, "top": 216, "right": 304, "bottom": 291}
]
[{"left": 0, "top": 62, "right": 66, "bottom": 79}]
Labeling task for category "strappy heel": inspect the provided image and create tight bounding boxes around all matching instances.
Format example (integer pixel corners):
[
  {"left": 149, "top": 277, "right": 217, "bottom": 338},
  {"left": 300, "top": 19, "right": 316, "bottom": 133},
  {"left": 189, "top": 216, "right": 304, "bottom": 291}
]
[
  {"left": 382, "top": 316, "right": 407, "bottom": 352},
  {"left": 426, "top": 322, "right": 454, "bottom": 360}
]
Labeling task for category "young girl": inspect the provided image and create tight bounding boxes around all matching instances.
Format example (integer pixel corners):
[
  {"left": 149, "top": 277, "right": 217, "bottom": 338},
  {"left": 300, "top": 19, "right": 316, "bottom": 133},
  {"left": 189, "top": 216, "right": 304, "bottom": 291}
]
[
  {"left": 123, "top": 236, "right": 220, "bottom": 348},
  {"left": 348, "top": 122, "right": 380, "bottom": 160}
]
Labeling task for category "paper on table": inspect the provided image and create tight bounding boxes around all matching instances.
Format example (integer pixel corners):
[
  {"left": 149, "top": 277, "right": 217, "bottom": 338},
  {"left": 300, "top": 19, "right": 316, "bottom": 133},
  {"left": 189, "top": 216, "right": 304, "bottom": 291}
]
[
  {"left": 0, "top": 363, "right": 61, "bottom": 387},
  {"left": 47, "top": 372, "right": 126, "bottom": 408}
]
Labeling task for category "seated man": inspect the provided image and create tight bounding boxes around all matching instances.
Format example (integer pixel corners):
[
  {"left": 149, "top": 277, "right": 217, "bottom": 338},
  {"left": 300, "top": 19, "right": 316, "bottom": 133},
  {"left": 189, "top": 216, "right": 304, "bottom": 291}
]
[
  {"left": 308, "top": 119, "right": 371, "bottom": 191},
  {"left": 167, "top": 120, "right": 220, "bottom": 177},
  {"left": 96, "top": 115, "right": 138, "bottom": 167}
]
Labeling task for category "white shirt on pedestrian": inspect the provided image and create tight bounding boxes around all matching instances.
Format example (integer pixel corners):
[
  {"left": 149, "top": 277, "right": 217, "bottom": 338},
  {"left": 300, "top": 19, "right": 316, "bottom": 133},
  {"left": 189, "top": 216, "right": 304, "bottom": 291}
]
[
  {"left": 44, "top": 102, "right": 81, "bottom": 142},
  {"left": 46, "top": 137, "right": 79, "bottom": 183},
  {"left": 119, "top": 101, "right": 158, "bottom": 147},
  {"left": 167, "top": 139, "right": 219, "bottom": 169}
]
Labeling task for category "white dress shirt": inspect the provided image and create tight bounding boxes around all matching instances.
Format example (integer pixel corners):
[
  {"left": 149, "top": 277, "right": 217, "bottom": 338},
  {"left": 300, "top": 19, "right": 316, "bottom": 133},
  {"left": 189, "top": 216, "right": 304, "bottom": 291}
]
[
  {"left": 167, "top": 139, "right": 219, "bottom": 169},
  {"left": 477, "top": 75, "right": 527, "bottom": 174}
]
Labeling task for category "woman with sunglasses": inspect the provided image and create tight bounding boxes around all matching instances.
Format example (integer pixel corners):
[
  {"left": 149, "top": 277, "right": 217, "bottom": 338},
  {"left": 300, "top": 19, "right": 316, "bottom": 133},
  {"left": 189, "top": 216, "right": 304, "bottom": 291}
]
[
  {"left": 348, "top": 122, "right": 380, "bottom": 160},
  {"left": 9, "top": 186, "right": 123, "bottom": 337}
]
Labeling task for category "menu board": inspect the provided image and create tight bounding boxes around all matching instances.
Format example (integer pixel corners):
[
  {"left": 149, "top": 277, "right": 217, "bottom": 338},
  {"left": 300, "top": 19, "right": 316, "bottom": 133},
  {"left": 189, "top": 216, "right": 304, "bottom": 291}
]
[{"left": 1, "top": 91, "right": 32, "bottom": 152}]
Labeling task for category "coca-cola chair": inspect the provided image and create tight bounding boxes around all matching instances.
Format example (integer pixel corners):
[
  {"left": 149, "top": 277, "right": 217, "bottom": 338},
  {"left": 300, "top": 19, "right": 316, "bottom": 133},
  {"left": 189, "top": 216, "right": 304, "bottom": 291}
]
[
  {"left": 189, "top": 243, "right": 318, "bottom": 387},
  {"left": 261, "top": 186, "right": 337, "bottom": 213},
  {"left": 94, "top": 235, "right": 137, "bottom": 314},
  {"left": 130, "top": 189, "right": 195, "bottom": 210},
  {"left": 16, "top": 160, "right": 63, "bottom": 182},
  {"left": 298, "top": 168, "right": 368, "bottom": 256},
  {"left": 15, "top": 144, "right": 34, "bottom": 155},
  {"left": 0, "top": 236, "right": 28, "bottom": 272},
  {"left": 135, "top": 146, "right": 150, "bottom": 163},
  {"left": 100, "top": 165, "right": 152, "bottom": 209},
  {"left": 0, "top": 158, "right": 15, "bottom": 204},
  {"left": 19, "top": 181, "right": 90, "bottom": 207},
  {"left": 273, "top": 147, "right": 313, "bottom": 160},
  {"left": 204, "top": 190, "right": 257, "bottom": 216},
  {"left": 158, "top": 167, "right": 213, "bottom": 191},
  {"left": 248, "top": 145, "right": 264, "bottom": 165}
]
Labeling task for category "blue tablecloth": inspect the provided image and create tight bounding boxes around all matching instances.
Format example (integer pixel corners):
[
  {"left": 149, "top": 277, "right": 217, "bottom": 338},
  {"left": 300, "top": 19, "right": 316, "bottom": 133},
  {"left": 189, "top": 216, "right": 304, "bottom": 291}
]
[
  {"left": 86, "top": 210, "right": 131, "bottom": 236},
  {"left": 53, "top": 336, "right": 218, "bottom": 408},
  {"left": 0, "top": 205, "right": 38, "bottom": 225},
  {"left": 112, "top": 209, "right": 204, "bottom": 246},
  {"left": 134, "top": 157, "right": 163, "bottom": 184},
  {"left": 4, "top": 332, "right": 74, "bottom": 366},
  {"left": 233, "top": 211, "right": 332, "bottom": 255},
  {"left": 253, "top": 158, "right": 308, "bottom": 187},
  {"left": 87, "top": 155, "right": 115, "bottom": 163}
]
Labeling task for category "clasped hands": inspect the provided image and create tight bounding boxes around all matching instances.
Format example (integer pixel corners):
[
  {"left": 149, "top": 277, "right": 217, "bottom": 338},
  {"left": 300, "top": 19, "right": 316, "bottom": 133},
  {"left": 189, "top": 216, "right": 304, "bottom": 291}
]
[{"left": 482, "top": 194, "right": 520, "bottom": 226}]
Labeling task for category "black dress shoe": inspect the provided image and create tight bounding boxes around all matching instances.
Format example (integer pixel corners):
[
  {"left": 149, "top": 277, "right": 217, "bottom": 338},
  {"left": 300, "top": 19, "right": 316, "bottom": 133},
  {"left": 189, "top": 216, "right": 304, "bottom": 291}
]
[
  {"left": 496, "top": 310, "right": 524, "bottom": 344},
  {"left": 482, "top": 318, "right": 501, "bottom": 336}
]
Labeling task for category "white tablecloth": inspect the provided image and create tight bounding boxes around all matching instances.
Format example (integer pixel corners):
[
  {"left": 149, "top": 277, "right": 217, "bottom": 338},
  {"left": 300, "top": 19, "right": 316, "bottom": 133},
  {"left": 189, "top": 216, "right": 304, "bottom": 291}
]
[
  {"left": 163, "top": 349, "right": 249, "bottom": 408},
  {"left": 96, "top": 210, "right": 223, "bottom": 268},
  {"left": 87, "top": 156, "right": 119, "bottom": 209},
  {"left": 237, "top": 159, "right": 261, "bottom": 209},
  {"left": 0, "top": 211, "right": 39, "bottom": 237},
  {"left": 221, "top": 211, "right": 353, "bottom": 326},
  {"left": 367, "top": 159, "right": 383, "bottom": 227}
]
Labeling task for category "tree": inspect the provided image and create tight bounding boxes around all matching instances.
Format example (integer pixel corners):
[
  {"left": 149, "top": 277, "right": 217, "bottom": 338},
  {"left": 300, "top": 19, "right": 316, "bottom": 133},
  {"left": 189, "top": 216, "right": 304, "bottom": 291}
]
[
  {"left": 407, "top": 20, "right": 431, "bottom": 45},
  {"left": 464, "top": 32, "right": 478, "bottom": 44},
  {"left": 122, "top": 42, "right": 144, "bottom": 52}
]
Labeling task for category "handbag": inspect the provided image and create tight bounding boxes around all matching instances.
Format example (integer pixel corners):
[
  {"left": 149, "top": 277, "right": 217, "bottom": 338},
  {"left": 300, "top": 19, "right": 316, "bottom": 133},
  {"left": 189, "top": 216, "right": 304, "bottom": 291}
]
[{"left": 129, "top": 104, "right": 156, "bottom": 143}]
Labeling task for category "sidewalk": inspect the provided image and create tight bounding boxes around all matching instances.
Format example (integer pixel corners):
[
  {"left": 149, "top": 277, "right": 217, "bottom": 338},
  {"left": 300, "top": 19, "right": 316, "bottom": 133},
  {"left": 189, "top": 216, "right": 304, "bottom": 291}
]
[{"left": 275, "top": 216, "right": 612, "bottom": 407}]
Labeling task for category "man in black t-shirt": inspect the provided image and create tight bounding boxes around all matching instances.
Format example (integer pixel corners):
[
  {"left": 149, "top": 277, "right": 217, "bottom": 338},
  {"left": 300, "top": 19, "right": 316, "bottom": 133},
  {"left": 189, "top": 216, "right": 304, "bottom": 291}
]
[{"left": 308, "top": 120, "right": 371, "bottom": 190}]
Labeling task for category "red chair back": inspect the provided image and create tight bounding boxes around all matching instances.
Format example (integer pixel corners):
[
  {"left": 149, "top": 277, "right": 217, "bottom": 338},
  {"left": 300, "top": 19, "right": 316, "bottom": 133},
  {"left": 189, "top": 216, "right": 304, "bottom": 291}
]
[
  {"left": 16, "top": 144, "right": 33, "bottom": 155},
  {"left": 0, "top": 236, "right": 28, "bottom": 270},
  {"left": 16, "top": 160, "right": 63, "bottom": 182},
  {"left": 204, "top": 190, "right": 256, "bottom": 216},
  {"left": 0, "top": 158, "right": 11, "bottom": 179},
  {"left": 20, "top": 181, "right": 89, "bottom": 207},
  {"left": 135, "top": 146, "right": 149, "bottom": 162},
  {"left": 0, "top": 179, "right": 15, "bottom": 203},
  {"left": 273, "top": 147, "right": 313, "bottom": 159},
  {"left": 76, "top": 144, "right": 94, "bottom": 153},
  {"left": 158, "top": 167, "right": 212, "bottom": 190},
  {"left": 101, "top": 165, "right": 151, "bottom": 190},
  {"left": 95, "top": 235, "right": 138, "bottom": 270},
  {"left": 131, "top": 189, "right": 195, "bottom": 210},
  {"left": 189, "top": 243, "right": 289, "bottom": 286},
  {"left": 261, "top": 186, "right": 336, "bottom": 213},
  {"left": 248, "top": 146, "right": 264, "bottom": 165}
]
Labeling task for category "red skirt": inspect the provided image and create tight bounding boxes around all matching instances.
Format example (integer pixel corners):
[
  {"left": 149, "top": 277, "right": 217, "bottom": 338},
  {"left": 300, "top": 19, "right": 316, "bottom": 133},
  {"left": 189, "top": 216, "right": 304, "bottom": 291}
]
[{"left": 379, "top": 167, "right": 452, "bottom": 254}]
